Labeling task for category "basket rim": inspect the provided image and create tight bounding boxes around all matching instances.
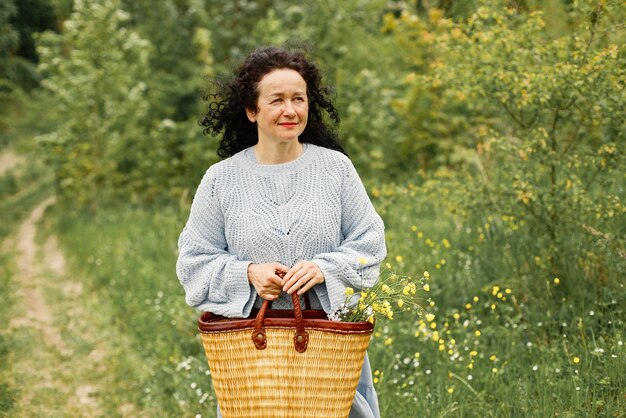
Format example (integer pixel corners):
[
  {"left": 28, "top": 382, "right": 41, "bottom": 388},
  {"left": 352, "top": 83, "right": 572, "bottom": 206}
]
[{"left": 198, "top": 310, "right": 374, "bottom": 334}]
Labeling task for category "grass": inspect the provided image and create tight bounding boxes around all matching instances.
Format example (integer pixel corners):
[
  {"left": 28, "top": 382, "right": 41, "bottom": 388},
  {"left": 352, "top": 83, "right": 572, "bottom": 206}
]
[
  {"left": 0, "top": 134, "right": 622, "bottom": 416},
  {"left": 0, "top": 253, "right": 19, "bottom": 416},
  {"left": 52, "top": 204, "right": 214, "bottom": 417},
  {"left": 42, "top": 181, "right": 624, "bottom": 417}
]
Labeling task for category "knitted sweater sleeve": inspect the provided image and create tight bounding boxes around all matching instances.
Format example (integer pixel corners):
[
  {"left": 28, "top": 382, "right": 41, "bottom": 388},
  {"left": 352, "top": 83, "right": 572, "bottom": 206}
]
[
  {"left": 312, "top": 157, "right": 387, "bottom": 313},
  {"left": 176, "top": 166, "right": 255, "bottom": 317}
]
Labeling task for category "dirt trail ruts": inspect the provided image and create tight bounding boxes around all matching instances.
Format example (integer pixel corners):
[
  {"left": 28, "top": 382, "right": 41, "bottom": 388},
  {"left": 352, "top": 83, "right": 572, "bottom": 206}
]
[
  {"left": 0, "top": 149, "right": 25, "bottom": 176},
  {"left": 8, "top": 197, "right": 70, "bottom": 354},
  {"left": 4, "top": 197, "right": 105, "bottom": 416}
]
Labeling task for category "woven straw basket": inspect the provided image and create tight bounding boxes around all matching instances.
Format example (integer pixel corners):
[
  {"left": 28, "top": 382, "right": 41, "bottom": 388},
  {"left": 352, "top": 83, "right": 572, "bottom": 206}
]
[{"left": 198, "top": 293, "right": 373, "bottom": 418}]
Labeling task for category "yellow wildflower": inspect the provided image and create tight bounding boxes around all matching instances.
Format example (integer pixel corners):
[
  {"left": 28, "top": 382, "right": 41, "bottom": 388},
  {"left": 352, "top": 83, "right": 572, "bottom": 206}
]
[
  {"left": 384, "top": 338, "right": 393, "bottom": 346},
  {"left": 358, "top": 258, "right": 368, "bottom": 265},
  {"left": 423, "top": 271, "right": 430, "bottom": 279},
  {"left": 554, "top": 277, "right": 560, "bottom": 285},
  {"left": 345, "top": 287, "right": 354, "bottom": 296},
  {"left": 423, "top": 284, "right": 430, "bottom": 292},
  {"left": 572, "top": 356, "right": 580, "bottom": 364},
  {"left": 426, "top": 314, "right": 435, "bottom": 322},
  {"left": 475, "top": 330, "right": 481, "bottom": 337},
  {"left": 397, "top": 299, "right": 404, "bottom": 308},
  {"left": 395, "top": 255, "right": 403, "bottom": 262}
]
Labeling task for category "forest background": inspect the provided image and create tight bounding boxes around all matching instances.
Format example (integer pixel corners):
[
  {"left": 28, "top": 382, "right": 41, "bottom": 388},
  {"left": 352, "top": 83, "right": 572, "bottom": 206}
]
[{"left": 0, "top": 0, "right": 624, "bottom": 416}]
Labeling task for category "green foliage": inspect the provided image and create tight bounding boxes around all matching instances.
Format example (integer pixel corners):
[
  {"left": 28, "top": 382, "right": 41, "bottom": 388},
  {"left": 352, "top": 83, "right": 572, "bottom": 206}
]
[
  {"left": 35, "top": 0, "right": 218, "bottom": 208},
  {"left": 0, "top": 0, "right": 58, "bottom": 90},
  {"left": 387, "top": 0, "right": 625, "bottom": 304},
  {"left": 121, "top": 0, "right": 213, "bottom": 120},
  {"left": 35, "top": 0, "right": 153, "bottom": 207},
  {"left": 0, "top": 0, "right": 19, "bottom": 78}
]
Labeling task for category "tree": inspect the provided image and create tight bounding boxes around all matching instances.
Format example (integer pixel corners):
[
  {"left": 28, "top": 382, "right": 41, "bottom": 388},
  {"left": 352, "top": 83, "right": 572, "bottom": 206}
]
[
  {"left": 36, "top": 0, "right": 154, "bottom": 207},
  {"left": 390, "top": 0, "right": 625, "bottom": 299}
]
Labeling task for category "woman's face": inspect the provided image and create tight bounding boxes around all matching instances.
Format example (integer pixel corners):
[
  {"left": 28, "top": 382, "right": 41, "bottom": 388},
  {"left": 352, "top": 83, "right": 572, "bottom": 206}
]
[{"left": 246, "top": 68, "right": 309, "bottom": 146}]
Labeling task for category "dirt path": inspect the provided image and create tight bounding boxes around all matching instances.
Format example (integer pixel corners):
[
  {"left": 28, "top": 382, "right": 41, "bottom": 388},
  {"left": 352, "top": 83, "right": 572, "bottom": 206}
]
[
  {"left": 0, "top": 148, "right": 25, "bottom": 176},
  {"left": 3, "top": 198, "right": 107, "bottom": 417}
]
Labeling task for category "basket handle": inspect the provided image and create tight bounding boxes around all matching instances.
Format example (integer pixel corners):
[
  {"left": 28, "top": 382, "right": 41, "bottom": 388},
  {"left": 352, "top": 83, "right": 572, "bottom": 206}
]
[{"left": 252, "top": 293, "right": 309, "bottom": 353}]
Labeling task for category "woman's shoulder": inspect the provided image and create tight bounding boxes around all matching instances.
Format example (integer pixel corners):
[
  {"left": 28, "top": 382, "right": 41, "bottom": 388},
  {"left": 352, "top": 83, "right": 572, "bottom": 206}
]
[
  {"left": 308, "top": 143, "right": 353, "bottom": 168},
  {"left": 197, "top": 152, "right": 248, "bottom": 194},
  {"left": 308, "top": 144, "right": 357, "bottom": 180},
  {"left": 205, "top": 149, "right": 248, "bottom": 175}
]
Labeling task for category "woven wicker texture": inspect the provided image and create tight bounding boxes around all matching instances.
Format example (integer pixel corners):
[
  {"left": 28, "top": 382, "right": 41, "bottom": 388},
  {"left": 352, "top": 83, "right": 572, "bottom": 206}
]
[{"left": 201, "top": 328, "right": 372, "bottom": 417}]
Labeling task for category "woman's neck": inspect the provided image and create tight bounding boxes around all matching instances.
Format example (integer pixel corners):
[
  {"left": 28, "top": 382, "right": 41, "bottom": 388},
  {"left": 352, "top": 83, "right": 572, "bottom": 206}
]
[{"left": 253, "top": 141, "right": 304, "bottom": 165}]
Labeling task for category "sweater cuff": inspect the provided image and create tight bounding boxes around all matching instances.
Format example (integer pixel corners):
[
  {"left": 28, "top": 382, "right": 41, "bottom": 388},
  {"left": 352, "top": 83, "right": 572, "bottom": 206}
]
[
  {"left": 225, "top": 260, "right": 255, "bottom": 317},
  {"left": 312, "top": 258, "right": 345, "bottom": 314}
]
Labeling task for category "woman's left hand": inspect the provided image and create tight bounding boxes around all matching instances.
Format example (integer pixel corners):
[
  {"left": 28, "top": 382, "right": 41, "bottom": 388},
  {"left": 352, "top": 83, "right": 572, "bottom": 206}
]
[{"left": 282, "top": 260, "right": 325, "bottom": 295}]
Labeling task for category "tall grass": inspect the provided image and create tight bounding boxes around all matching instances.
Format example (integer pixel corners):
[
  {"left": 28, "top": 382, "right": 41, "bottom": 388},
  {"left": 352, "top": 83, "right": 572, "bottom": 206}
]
[
  {"left": 49, "top": 176, "right": 624, "bottom": 416},
  {"left": 53, "top": 205, "right": 216, "bottom": 417}
]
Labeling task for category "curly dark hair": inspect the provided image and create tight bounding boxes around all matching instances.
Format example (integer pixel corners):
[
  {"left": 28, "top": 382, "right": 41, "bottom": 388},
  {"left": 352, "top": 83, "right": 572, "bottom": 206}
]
[{"left": 199, "top": 46, "right": 346, "bottom": 158}]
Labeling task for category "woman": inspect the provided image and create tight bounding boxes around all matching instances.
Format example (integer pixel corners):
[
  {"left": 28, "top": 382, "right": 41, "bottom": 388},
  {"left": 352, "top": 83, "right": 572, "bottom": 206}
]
[{"left": 176, "top": 46, "right": 386, "bottom": 417}]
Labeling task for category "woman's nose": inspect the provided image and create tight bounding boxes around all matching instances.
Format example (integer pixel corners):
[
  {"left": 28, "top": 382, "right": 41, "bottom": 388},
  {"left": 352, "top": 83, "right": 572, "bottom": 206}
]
[{"left": 282, "top": 100, "right": 296, "bottom": 116}]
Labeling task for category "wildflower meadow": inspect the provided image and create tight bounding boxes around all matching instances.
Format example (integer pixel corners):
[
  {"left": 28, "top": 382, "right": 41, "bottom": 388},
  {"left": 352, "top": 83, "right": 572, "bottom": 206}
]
[{"left": 1, "top": 0, "right": 624, "bottom": 417}]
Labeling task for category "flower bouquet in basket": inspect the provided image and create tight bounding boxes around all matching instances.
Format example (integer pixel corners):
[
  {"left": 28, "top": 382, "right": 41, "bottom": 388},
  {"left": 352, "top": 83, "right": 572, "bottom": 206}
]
[{"left": 328, "top": 259, "right": 435, "bottom": 325}]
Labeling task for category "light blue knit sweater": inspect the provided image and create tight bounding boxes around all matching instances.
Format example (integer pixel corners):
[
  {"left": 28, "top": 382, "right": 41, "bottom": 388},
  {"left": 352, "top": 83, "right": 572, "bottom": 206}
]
[{"left": 176, "top": 143, "right": 386, "bottom": 317}]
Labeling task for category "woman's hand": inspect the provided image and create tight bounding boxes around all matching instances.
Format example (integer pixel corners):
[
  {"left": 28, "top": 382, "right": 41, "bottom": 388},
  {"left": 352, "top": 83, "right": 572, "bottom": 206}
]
[
  {"left": 282, "top": 260, "right": 325, "bottom": 295},
  {"left": 247, "top": 262, "right": 288, "bottom": 301}
]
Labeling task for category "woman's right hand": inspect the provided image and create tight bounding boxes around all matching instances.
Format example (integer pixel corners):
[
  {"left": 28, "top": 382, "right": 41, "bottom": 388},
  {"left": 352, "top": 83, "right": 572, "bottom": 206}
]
[{"left": 247, "top": 262, "right": 288, "bottom": 301}]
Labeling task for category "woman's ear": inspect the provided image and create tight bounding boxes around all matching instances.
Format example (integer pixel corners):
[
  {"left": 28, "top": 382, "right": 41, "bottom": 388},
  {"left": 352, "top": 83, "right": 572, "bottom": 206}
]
[{"left": 245, "top": 108, "right": 257, "bottom": 123}]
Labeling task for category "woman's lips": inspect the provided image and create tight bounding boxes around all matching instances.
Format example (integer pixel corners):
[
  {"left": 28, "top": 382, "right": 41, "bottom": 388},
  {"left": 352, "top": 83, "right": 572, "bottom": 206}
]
[{"left": 279, "top": 122, "right": 298, "bottom": 128}]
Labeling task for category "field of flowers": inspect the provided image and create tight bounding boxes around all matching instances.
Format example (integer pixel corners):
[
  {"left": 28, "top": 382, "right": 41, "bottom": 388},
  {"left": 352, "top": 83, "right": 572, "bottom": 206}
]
[{"left": 42, "top": 178, "right": 623, "bottom": 417}]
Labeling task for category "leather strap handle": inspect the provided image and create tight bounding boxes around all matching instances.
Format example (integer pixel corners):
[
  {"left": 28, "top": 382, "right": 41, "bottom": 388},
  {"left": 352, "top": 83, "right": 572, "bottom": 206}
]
[{"left": 252, "top": 293, "right": 309, "bottom": 353}]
